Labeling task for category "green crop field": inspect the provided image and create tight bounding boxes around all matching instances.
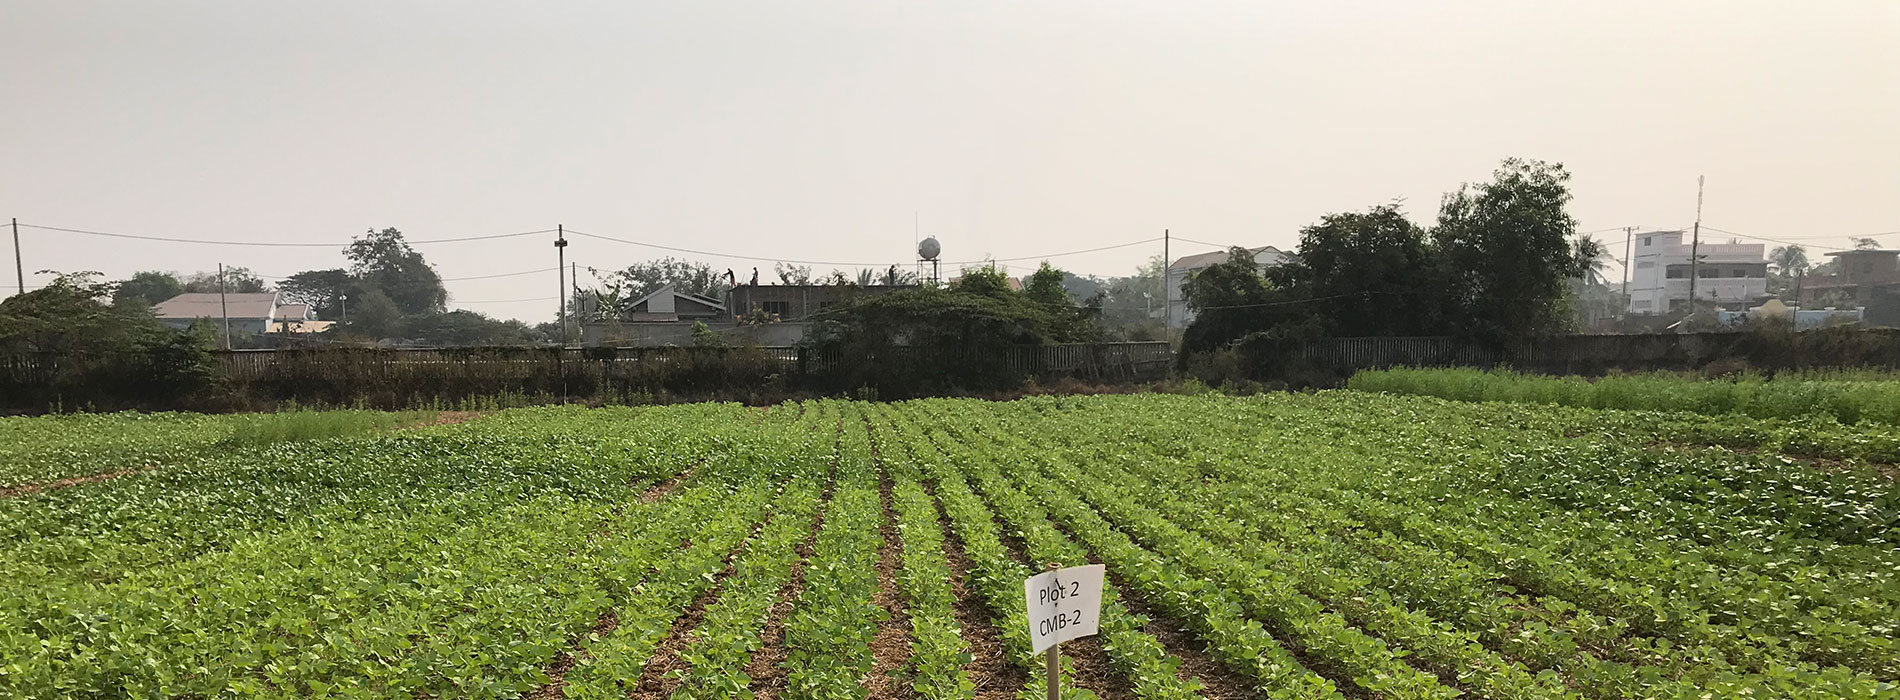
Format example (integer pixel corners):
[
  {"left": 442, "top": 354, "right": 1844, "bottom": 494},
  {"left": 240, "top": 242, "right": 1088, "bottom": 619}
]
[{"left": 1, "top": 393, "right": 1895, "bottom": 699}]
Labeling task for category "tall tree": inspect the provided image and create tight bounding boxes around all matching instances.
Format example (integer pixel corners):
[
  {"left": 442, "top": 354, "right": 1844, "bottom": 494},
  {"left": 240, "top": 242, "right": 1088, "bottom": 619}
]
[
  {"left": 605, "top": 257, "right": 729, "bottom": 299},
  {"left": 1180, "top": 247, "right": 1284, "bottom": 355},
  {"left": 774, "top": 263, "right": 814, "bottom": 286},
  {"left": 1769, "top": 245, "right": 1811, "bottom": 277},
  {"left": 181, "top": 267, "right": 269, "bottom": 294},
  {"left": 111, "top": 271, "right": 184, "bottom": 309},
  {"left": 1280, "top": 204, "right": 1441, "bottom": 337},
  {"left": 277, "top": 269, "right": 356, "bottom": 319},
  {"left": 1432, "top": 158, "right": 1582, "bottom": 343},
  {"left": 346, "top": 228, "right": 446, "bottom": 314}
]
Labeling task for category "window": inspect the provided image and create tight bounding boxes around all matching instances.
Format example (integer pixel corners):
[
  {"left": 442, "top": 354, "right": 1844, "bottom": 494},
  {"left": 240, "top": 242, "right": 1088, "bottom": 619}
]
[
  {"left": 1730, "top": 268, "right": 1748, "bottom": 278},
  {"left": 1636, "top": 261, "right": 1655, "bottom": 269},
  {"left": 761, "top": 301, "right": 791, "bottom": 317},
  {"left": 1666, "top": 267, "right": 1687, "bottom": 279},
  {"left": 1633, "top": 299, "right": 1653, "bottom": 309},
  {"left": 1643, "top": 237, "right": 1653, "bottom": 246},
  {"left": 1698, "top": 267, "right": 1719, "bottom": 278}
]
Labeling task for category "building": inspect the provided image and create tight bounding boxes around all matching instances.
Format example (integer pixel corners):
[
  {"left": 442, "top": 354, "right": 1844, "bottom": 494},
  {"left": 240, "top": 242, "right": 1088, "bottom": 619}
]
[
  {"left": 1625, "top": 230, "right": 1767, "bottom": 314},
  {"left": 152, "top": 293, "right": 287, "bottom": 335},
  {"left": 1164, "top": 246, "right": 1291, "bottom": 329},
  {"left": 725, "top": 283, "right": 909, "bottom": 322},
  {"left": 1797, "top": 249, "right": 1900, "bottom": 309}
]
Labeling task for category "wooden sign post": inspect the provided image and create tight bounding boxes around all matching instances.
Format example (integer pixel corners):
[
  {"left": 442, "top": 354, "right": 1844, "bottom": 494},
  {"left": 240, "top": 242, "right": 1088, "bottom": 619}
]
[{"left": 1023, "top": 563, "right": 1105, "bottom": 700}]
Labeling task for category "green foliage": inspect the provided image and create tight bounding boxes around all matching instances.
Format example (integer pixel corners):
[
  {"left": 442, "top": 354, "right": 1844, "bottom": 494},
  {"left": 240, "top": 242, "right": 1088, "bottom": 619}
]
[
  {"left": 401, "top": 309, "right": 541, "bottom": 346},
  {"left": 1433, "top": 158, "right": 1581, "bottom": 344},
  {"left": 1282, "top": 204, "right": 1443, "bottom": 337},
  {"left": 0, "top": 272, "right": 221, "bottom": 409},
  {"left": 347, "top": 228, "right": 447, "bottom": 315},
  {"left": 180, "top": 267, "right": 270, "bottom": 294},
  {"left": 1, "top": 395, "right": 1894, "bottom": 697},
  {"left": 1351, "top": 366, "right": 1900, "bottom": 426},
  {"left": 110, "top": 271, "right": 184, "bottom": 309},
  {"left": 277, "top": 268, "right": 354, "bottom": 319},
  {"left": 1179, "top": 247, "right": 1285, "bottom": 356},
  {"left": 1179, "top": 159, "right": 1586, "bottom": 376},
  {"left": 804, "top": 266, "right": 1094, "bottom": 395},
  {"left": 218, "top": 409, "right": 436, "bottom": 447},
  {"left": 604, "top": 257, "right": 730, "bottom": 300}
]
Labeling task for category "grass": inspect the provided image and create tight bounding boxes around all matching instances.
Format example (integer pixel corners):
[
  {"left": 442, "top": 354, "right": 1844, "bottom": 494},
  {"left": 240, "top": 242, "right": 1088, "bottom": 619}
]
[{"left": 1348, "top": 366, "right": 1900, "bottom": 425}]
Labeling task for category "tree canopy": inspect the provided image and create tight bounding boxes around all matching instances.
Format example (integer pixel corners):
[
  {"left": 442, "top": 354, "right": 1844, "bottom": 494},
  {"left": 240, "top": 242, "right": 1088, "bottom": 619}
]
[
  {"left": 1181, "top": 158, "right": 1588, "bottom": 356},
  {"left": 346, "top": 228, "right": 446, "bottom": 315}
]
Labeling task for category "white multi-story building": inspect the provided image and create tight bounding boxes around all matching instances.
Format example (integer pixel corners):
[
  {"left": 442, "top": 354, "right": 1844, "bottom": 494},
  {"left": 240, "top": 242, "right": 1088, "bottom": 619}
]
[{"left": 1626, "top": 230, "right": 1768, "bottom": 314}]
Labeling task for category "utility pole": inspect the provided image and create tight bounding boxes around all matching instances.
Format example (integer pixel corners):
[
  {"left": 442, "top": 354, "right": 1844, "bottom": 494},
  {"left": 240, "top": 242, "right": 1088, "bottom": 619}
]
[
  {"left": 1162, "top": 228, "right": 1171, "bottom": 345},
  {"left": 1687, "top": 176, "right": 1704, "bottom": 318},
  {"left": 1621, "top": 226, "right": 1634, "bottom": 313},
  {"left": 10, "top": 218, "right": 21, "bottom": 296},
  {"left": 218, "top": 262, "right": 232, "bottom": 350},
  {"left": 555, "top": 225, "right": 568, "bottom": 347}
]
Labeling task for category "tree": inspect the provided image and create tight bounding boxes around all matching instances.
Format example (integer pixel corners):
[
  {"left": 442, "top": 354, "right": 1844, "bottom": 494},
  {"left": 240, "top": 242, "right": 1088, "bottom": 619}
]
[
  {"left": 774, "top": 263, "right": 814, "bottom": 286},
  {"left": 1095, "top": 256, "right": 1166, "bottom": 340},
  {"left": 0, "top": 271, "right": 218, "bottom": 403},
  {"left": 1179, "top": 247, "right": 1284, "bottom": 355},
  {"left": 112, "top": 271, "right": 184, "bottom": 309},
  {"left": 1854, "top": 237, "right": 1882, "bottom": 251},
  {"left": 1769, "top": 245, "right": 1811, "bottom": 277},
  {"left": 346, "top": 228, "right": 446, "bottom": 314},
  {"left": 1277, "top": 204, "right": 1441, "bottom": 337},
  {"left": 335, "top": 287, "right": 404, "bottom": 339},
  {"left": 1766, "top": 245, "right": 1812, "bottom": 300},
  {"left": 181, "top": 267, "right": 269, "bottom": 294},
  {"left": 1573, "top": 235, "right": 1609, "bottom": 284},
  {"left": 1432, "top": 158, "right": 1582, "bottom": 343},
  {"left": 402, "top": 310, "right": 540, "bottom": 346},
  {"left": 604, "top": 258, "right": 729, "bottom": 299},
  {"left": 277, "top": 269, "right": 356, "bottom": 319}
]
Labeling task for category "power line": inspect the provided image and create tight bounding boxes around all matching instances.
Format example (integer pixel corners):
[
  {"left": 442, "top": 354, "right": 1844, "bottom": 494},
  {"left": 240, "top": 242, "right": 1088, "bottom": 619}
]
[
  {"left": 451, "top": 296, "right": 559, "bottom": 304},
  {"left": 17, "top": 223, "right": 559, "bottom": 247},
  {"left": 565, "top": 228, "right": 1163, "bottom": 267},
  {"left": 1700, "top": 226, "right": 1847, "bottom": 251}
]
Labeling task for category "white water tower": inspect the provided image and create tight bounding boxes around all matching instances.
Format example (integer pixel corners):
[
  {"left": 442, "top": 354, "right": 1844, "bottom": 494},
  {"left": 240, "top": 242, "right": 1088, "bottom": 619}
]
[{"left": 918, "top": 236, "right": 941, "bottom": 285}]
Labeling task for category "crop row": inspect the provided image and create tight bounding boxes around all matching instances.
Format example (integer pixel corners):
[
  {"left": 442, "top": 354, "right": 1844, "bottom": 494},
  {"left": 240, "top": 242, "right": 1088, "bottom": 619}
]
[{"left": 970, "top": 394, "right": 1897, "bottom": 696}]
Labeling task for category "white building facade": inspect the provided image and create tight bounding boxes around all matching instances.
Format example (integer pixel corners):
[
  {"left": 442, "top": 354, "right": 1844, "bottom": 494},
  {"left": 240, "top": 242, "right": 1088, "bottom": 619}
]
[{"left": 1626, "top": 230, "right": 1768, "bottom": 314}]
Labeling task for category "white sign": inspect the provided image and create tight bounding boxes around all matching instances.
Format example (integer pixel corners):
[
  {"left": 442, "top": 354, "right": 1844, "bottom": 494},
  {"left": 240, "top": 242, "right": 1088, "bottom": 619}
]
[{"left": 1023, "top": 564, "right": 1105, "bottom": 654}]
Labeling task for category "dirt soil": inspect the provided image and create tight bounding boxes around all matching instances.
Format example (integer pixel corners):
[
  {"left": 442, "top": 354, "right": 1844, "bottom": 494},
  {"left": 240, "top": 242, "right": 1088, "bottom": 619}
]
[{"left": 0, "top": 468, "right": 141, "bottom": 499}]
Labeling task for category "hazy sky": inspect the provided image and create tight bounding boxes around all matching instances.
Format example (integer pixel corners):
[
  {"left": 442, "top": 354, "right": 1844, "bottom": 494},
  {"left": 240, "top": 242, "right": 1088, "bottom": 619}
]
[{"left": 5, "top": 1, "right": 1896, "bottom": 321}]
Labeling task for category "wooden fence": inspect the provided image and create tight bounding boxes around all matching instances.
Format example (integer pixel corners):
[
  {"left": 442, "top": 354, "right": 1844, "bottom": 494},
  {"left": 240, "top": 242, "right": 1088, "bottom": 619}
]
[{"left": 0, "top": 342, "right": 1175, "bottom": 412}]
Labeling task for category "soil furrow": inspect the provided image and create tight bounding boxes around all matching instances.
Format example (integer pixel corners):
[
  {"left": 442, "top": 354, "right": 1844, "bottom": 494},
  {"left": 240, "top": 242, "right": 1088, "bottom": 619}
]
[
  {"left": 0, "top": 468, "right": 142, "bottom": 499},
  {"left": 629, "top": 511, "right": 778, "bottom": 700},
  {"left": 744, "top": 420, "right": 841, "bottom": 700},
  {"left": 1114, "top": 580, "right": 1259, "bottom": 700},
  {"left": 933, "top": 510, "right": 1027, "bottom": 700},
  {"left": 866, "top": 440, "right": 917, "bottom": 700}
]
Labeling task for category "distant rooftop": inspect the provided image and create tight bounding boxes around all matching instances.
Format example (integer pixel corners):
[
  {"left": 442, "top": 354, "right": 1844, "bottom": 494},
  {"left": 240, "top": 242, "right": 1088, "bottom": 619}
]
[
  {"left": 1169, "top": 246, "right": 1289, "bottom": 271},
  {"left": 1823, "top": 249, "right": 1900, "bottom": 256},
  {"left": 153, "top": 293, "right": 279, "bottom": 320}
]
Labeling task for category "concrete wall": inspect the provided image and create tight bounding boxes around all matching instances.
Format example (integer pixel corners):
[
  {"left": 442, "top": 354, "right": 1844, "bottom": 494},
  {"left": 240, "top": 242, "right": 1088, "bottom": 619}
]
[{"left": 582, "top": 321, "right": 812, "bottom": 347}]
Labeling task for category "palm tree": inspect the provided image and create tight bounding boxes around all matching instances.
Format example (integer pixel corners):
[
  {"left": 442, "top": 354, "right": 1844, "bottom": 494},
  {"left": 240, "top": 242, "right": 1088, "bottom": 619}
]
[
  {"left": 1769, "top": 245, "right": 1811, "bottom": 277},
  {"left": 1571, "top": 235, "right": 1610, "bottom": 284}
]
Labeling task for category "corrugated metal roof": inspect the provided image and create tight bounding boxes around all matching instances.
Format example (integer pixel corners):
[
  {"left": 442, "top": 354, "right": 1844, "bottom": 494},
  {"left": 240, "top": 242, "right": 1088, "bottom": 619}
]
[
  {"left": 1168, "top": 246, "right": 1289, "bottom": 271},
  {"left": 153, "top": 293, "right": 279, "bottom": 320}
]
